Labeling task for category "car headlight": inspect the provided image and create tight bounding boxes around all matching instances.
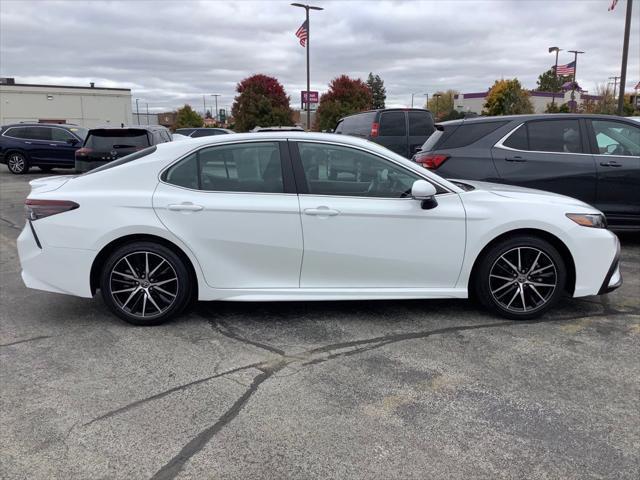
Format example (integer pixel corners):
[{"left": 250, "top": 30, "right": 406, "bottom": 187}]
[{"left": 566, "top": 213, "right": 607, "bottom": 229}]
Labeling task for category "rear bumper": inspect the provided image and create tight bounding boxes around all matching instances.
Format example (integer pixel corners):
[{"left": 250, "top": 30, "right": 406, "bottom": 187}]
[
  {"left": 598, "top": 237, "right": 622, "bottom": 295},
  {"left": 17, "top": 222, "right": 94, "bottom": 298}
]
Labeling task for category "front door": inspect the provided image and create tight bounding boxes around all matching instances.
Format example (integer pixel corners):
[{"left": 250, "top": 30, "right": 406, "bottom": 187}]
[
  {"left": 292, "top": 141, "right": 466, "bottom": 288},
  {"left": 588, "top": 118, "right": 640, "bottom": 224},
  {"left": 153, "top": 140, "right": 303, "bottom": 288},
  {"left": 491, "top": 118, "right": 597, "bottom": 205}
]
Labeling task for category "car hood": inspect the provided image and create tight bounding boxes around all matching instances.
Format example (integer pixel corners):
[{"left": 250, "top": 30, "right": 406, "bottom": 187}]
[{"left": 451, "top": 179, "right": 596, "bottom": 209}]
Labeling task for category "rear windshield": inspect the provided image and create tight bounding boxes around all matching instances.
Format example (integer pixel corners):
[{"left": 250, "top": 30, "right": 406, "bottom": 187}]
[
  {"left": 82, "top": 146, "right": 157, "bottom": 175},
  {"left": 335, "top": 112, "right": 376, "bottom": 137},
  {"left": 85, "top": 129, "right": 150, "bottom": 150},
  {"left": 420, "top": 129, "right": 445, "bottom": 151}
]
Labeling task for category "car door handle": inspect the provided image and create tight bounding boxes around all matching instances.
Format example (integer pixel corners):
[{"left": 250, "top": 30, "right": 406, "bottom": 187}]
[
  {"left": 505, "top": 156, "right": 527, "bottom": 162},
  {"left": 599, "top": 161, "right": 622, "bottom": 167},
  {"left": 304, "top": 207, "right": 340, "bottom": 217},
  {"left": 168, "top": 203, "right": 204, "bottom": 212}
]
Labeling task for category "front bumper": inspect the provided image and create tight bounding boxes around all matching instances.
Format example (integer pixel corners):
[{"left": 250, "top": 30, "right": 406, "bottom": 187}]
[{"left": 598, "top": 236, "right": 622, "bottom": 295}]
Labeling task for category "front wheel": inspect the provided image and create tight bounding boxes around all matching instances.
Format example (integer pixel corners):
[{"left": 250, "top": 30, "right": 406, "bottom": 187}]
[
  {"left": 6, "top": 152, "right": 29, "bottom": 174},
  {"left": 474, "top": 235, "right": 567, "bottom": 320},
  {"left": 100, "top": 242, "right": 191, "bottom": 325}
]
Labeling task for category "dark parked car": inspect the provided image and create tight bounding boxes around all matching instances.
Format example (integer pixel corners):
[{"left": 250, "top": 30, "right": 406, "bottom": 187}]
[
  {"left": 413, "top": 114, "right": 640, "bottom": 230},
  {"left": 334, "top": 108, "right": 435, "bottom": 159},
  {"left": 0, "top": 123, "right": 87, "bottom": 174},
  {"left": 75, "top": 125, "right": 171, "bottom": 173},
  {"left": 175, "top": 127, "right": 235, "bottom": 137}
]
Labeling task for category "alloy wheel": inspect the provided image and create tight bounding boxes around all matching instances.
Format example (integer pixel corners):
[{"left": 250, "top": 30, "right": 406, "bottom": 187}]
[
  {"left": 8, "top": 153, "right": 26, "bottom": 173},
  {"left": 109, "top": 251, "right": 179, "bottom": 319},
  {"left": 489, "top": 246, "right": 557, "bottom": 313}
]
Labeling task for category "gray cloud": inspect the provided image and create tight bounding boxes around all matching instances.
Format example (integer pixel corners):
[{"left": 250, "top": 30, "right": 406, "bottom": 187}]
[{"left": 1, "top": 0, "right": 638, "bottom": 112}]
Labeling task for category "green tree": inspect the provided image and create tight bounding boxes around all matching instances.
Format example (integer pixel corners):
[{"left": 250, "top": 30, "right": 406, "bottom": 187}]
[
  {"left": 366, "top": 72, "right": 386, "bottom": 109},
  {"left": 482, "top": 79, "right": 534, "bottom": 116},
  {"left": 545, "top": 102, "right": 571, "bottom": 113},
  {"left": 426, "top": 90, "right": 459, "bottom": 120},
  {"left": 536, "top": 68, "right": 571, "bottom": 92},
  {"left": 315, "top": 75, "right": 372, "bottom": 131},
  {"left": 231, "top": 74, "right": 294, "bottom": 132},
  {"left": 175, "top": 104, "right": 203, "bottom": 129}
]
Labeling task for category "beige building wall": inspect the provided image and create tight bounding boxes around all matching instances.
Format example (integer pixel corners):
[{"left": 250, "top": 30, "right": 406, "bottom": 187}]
[
  {"left": 455, "top": 90, "right": 590, "bottom": 115},
  {"left": 0, "top": 84, "right": 133, "bottom": 127}
]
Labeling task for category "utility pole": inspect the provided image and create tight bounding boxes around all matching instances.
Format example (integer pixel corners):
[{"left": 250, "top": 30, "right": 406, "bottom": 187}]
[
  {"left": 609, "top": 76, "right": 621, "bottom": 99},
  {"left": 433, "top": 93, "right": 442, "bottom": 119},
  {"left": 202, "top": 95, "right": 207, "bottom": 118},
  {"left": 135, "top": 98, "right": 140, "bottom": 125},
  {"left": 292, "top": 3, "right": 324, "bottom": 131},
  {"left": 567, "top": 50, "right": 584, "bottom": 112},
  {"left": 146, "top": 103, "right": 149, "bottom": 125},
  {"left": 548, "top": 46, "right": 561, "bottom": 106},
  {"left": 617, "top": 0, "right": 633, "bottom": 115}
]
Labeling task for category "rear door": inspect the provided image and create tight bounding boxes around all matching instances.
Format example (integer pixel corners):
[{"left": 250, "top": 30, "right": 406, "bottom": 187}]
[
  {"left": 408, "top": 111, "right": 435, "bottom": 157},
  {"left": 491, "top": 118, "right": 597, "bottom": 204},
  {"left": 153, "top": 140, "right": 303, "bottom": 288},
  {"left": 587, "top": 118, "right": 640, "bottom": 223},
  {"left": 377, "top": 111, "right": 408, "bottom": 158}
]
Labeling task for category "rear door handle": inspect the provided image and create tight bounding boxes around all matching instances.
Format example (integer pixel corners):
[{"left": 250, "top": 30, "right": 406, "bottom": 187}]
[
  {"left": 168, "top": 203, "right": 204, "bottom": 212},
  {"left": 505, "top": 156, "right": 527, "bottom": 162},
  {"left": 599, "top": 161, "right": 622, "bottom": 167},
  {"left": 304, "top": 207, "right": 340, "bottom": 217}
]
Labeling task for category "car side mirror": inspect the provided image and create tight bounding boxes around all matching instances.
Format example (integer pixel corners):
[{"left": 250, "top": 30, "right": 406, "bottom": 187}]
[
  {"left": 67, "top": 138, "right": 79, "bottom": 145},
  {"left": 411, "top": 180, "right": 438, "bottom": 210}
]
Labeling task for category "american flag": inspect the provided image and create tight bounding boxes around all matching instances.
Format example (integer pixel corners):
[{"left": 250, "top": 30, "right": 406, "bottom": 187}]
[
  {"left": 295, "top": 20, "right": 308, "bottom": 47},
  {"left": 556, "top": 61, "right": 576, "bottom": 76},
  {"left": 608, "top": 0, "right": 618, "bottom": 11}
]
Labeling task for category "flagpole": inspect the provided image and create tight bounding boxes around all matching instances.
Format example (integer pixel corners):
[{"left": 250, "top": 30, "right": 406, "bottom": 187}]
[
  {"left": 617, "top": 0, "right": 633, "bottom": 115},
  {"left": 292, "top": 3, "right": 323, "bottom": 131},
  {"left": 548, "top": 46, "right": 561, "bottom": 106}
]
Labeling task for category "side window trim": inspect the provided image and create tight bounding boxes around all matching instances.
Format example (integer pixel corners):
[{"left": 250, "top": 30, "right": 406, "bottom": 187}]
[{"left": 496, "top": 120, "right": 594, "bottom": 156}]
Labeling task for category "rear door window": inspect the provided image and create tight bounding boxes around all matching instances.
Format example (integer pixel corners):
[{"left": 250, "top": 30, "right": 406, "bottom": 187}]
[
  {"left": 503, "top": 124, "right": 528, "bottom": 150},
  {"left": 24, "top": 127, "right": 51, "bottom": 141},
  {"left": 379, "top": 112, "right": 406, "bottom": 136},
  {"left": 85, "top": 130, "right": 151, "bottom": 150},
  {"left": 527, "top": 119, "right": 583, "bottom": 153},
  {"left": 51, "top": 128, "right": 77, "bottom": 142}
]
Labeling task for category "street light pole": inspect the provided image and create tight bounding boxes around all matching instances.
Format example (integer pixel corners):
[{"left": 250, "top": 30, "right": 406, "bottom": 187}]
[
  {"left": 609, "top": 76, "right": 621, "bottom": 99},
  {"left": 548, "top": 46, "right": 561, "bottom": 106},
  {"left": 211, "top": 94, "right": 221, "bottom": 122},
  {"left": 292, "top": 3, "right": 323, "bottom": 131},
  {"left": 135, "top": 98, "right": 139, "bottom": 125},
  {"left": 433, "top": 93, "right": 442, "bottom": 118},
  {"left": 568, "top": 50, "right": 584, "bottom": 112},
  {"left": 146, "top": 103, "right": 149, "bottom": 125},
  {"left": 617, "top": 0, "right": 633, "bottom": 115}
]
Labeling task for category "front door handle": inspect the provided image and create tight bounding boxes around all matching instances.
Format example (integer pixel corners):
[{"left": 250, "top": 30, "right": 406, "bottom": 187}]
[
  {"left": 304, "top": 206, "right": 340, "bottom": 217},
  {"left": 168, "top": 203, "right": 204, "bottom": 212},
  {"left": 600, "top": 161, "right": 622, "bottom": 167},
  {"left": 505, "top": 156, "right": 527, "bottom": 162}
]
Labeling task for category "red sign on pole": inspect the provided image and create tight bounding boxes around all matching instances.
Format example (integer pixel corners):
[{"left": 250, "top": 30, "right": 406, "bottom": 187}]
[{"left": 301, "top": 91, "right": 319, "bottom": 104}]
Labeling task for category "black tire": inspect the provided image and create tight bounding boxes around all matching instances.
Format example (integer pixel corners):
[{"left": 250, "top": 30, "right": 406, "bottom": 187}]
[
  {"left": 100, "top": 242, "right": 191, "bottom": 326},
  {"left": 39, "top": 166, "right": 54, "bottom": 173},
  {"left": 473, "top": 235, "right": 567, "bottom": 320},
  {"left": 6, "top": 151, "right": 29, "bottom": 174}
]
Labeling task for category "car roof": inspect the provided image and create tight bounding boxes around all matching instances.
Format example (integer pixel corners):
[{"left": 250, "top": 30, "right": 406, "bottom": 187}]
[
  {"left": 438, "top": 113, "right": 638, "bottom": 126},
  {"left": 87, "top": 125, "right": 169, "bottom": 132},
  {"left": 1, "top": 123, "right": 82, "bottom": 129}
]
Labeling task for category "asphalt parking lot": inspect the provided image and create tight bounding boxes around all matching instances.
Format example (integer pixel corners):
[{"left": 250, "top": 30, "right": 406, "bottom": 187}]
[{"left": 1, "top": 168, "right": 639, "bottom": 480}]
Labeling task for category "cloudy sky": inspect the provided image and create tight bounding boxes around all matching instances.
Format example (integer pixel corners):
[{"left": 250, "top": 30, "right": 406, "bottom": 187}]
[{"left": 1, "top": 0, "right": 638, "bottom": 113}]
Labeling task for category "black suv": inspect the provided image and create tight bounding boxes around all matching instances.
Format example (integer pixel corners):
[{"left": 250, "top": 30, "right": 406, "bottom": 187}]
[
  {"left": 413, "top": 114, "right": 640, "bottom": 230},
  {"left": 0, "top": 123, "right": 87, "bottom": 174},
  {"left": 75, "top": 125, "right": 171, "bottom": 173},
  {"left": 334, "top": 108, "right": 435, "bottom": 158}
]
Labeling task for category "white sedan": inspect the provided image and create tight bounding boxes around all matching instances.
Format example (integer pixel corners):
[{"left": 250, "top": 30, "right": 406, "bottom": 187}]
[{"left": 17, "top": 132, "right": 621, "bottom": 325}]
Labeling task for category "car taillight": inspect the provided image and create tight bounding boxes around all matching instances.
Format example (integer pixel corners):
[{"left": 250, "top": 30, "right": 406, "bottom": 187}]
[
  {"left": 75, "top": 148, "right": 92, "bottom": 157},
  {"left": 25, "top": 199, "right": 79, "bottom": 221},
  {"left": 415, "top": 153, "right": 450, "bottom": 169},
  {"left": 370, "top": 122, "right": 380, "bottom": 137}
]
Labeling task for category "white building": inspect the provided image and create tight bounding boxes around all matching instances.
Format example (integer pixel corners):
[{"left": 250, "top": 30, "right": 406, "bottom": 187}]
[
  {"left": 0, "top": 79, "right": 133, "bottom": 127},
  {"left": 454, "top": 89, "right": 600, "bottom": 115}
]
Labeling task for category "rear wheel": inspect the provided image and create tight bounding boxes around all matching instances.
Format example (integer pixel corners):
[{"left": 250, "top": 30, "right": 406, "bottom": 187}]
[
  {"left": 100, "top": 242, "right": 191, "bottom": 325},
  {"left": 474, "top": 235, "right": 566, "bottom": 320},
  {"left": 7, "top": 152, "right": 29, "bottom": 174}
]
